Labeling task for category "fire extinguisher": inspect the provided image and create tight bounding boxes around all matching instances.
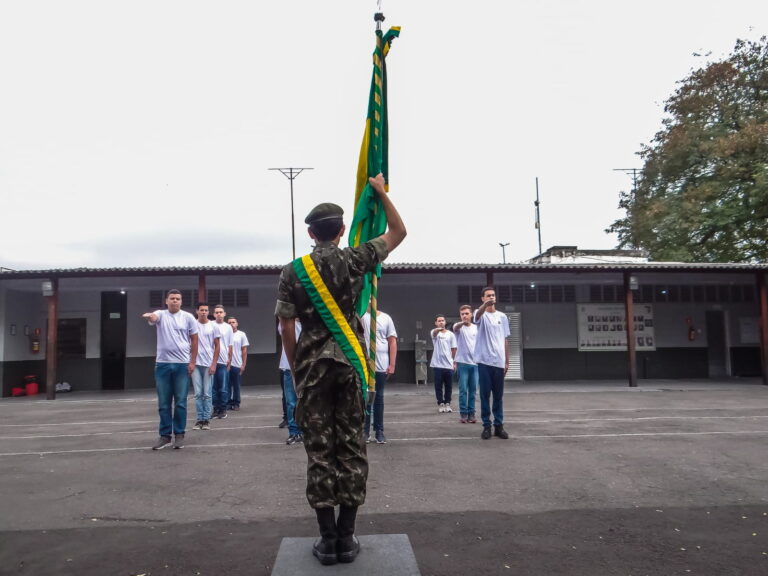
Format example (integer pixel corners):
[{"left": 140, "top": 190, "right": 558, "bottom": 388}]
[{"left": 30, "top": 328, "right": 41, "bottom": 354}]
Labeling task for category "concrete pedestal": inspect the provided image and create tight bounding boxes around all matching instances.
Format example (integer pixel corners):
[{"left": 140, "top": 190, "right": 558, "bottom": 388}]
[{"left": 271, "top": 534, "right": 420, "bottom": 575}]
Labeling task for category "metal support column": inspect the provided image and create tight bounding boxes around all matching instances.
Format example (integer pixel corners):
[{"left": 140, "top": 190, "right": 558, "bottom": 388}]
[
  {"left": 623, "top": 271, "right": 638, "bottom": 387},
  {"left": 758, "top": 272, "right": 768, "bottom": 386},
  {"left": 45, "top": 278, "right": 59, "bottom": 400}
]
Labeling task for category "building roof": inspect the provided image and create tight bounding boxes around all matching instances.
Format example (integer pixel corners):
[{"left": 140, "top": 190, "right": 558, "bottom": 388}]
[{"left": 0, "top": 261, "right": 766, "bottom": 280}]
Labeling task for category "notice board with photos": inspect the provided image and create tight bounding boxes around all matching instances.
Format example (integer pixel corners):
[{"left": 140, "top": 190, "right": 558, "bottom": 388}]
[{"left": 577, "top": 303, "right": 656, "bottom": 351}]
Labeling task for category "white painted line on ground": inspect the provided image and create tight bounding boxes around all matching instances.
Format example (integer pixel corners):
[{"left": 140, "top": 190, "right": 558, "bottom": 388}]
[
  {"left": 0, "top": 424, "right": 281, "bottom": 440},
  {"left": 2, "top": 430, "right": 767, "bottom": 458}
]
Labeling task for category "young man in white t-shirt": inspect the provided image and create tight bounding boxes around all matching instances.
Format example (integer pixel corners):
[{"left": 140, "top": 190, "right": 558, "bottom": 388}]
[
  {"left": 453, "top": 304, "right": 479, "bottom": 424},
  {"left": 227, "top": 316, "right": 249, "bottom": 411},
  {"left": 143, "top": 289, "right": 199, "bottom": 450},
  {"left": 430, "top": 314, "right": 457, "bottom": 413},
  {"left": 473, "top": 287, "right": 510, "bottom": 440},
  {"left": 360, "top": 309, "right": 398, "bottom": 444},
  {"left": 192, "top": 302, "right": 220, "bottom": 430},
  {"left": 278, "top": 319, "right": 303, "bottom": 445},
  {"left": 212, "top": 305, "right": 234, "bottom": 419}
]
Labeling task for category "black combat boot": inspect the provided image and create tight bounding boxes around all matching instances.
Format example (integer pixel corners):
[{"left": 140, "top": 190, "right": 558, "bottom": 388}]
[
  {"left": 312, "top": 507, "right": 338, "bottom": 565},
  {"left": 336, "top": 505, "right": 360, "bottom": 563}
]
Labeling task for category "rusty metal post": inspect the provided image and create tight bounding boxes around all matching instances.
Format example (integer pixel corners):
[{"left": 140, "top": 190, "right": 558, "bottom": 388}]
[
  {"left": 758, "top": 272, "right": 768, "bottom": 386},
  {"left": 198, "top": 274, "right": 206, "bottom": 304},
  {"left": 45, "top": 278, "right": 59, "bottom": 400},
  {"left": 486, "top": 271, "right": 494, "bottom": 290},
  {"left": 624, "top": 271, "right": 638, "bottom": 387}
]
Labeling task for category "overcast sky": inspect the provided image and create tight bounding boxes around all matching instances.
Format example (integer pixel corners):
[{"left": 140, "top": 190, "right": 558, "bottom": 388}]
[{"left": 1, "top": 1, "right": 766, "bottom": 270}]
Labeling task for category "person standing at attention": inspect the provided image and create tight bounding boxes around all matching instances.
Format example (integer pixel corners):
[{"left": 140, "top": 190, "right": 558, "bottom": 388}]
[
  {"left": 143, "top": 289, "right": 199, "bottom": 450},
  {"left": 276, "top": 172, "right": 406, "bottom": 565},
  {"left": 212, "top": 304, "right": 233, "bottom": 419},
  {"left": 192, "top": 302, "right": 220, "bottom": 430},
  {"left": 227, "top": 316, "right": 249, "bottom": 411},
  {"left": 430, "top": 314, "right": 457, "bottom": 413},
  {"left": 473, "top": 287, "right": 510, "bottom": 440},
  {"left": 453, "top": 304, "right": 479, "bottom": 423},
  {"left": 360, "top": 306, "right": 398, "bottom": 444}
]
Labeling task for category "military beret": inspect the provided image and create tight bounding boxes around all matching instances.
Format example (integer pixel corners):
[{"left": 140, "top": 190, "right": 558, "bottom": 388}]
[{"left": 305, "top": 203, "right": 344, "bottom": 224}]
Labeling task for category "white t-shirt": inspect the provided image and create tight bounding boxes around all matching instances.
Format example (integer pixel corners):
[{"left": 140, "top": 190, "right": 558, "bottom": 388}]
[
  {"left": 215, "top": 321, "right": 234, "bottom": 365},
  {"left": 150, "top": 309, "right": 199, "bottom": 364},
  {"left": 278, "top": 320, "right": 302, "bottom": 371},
  {"left": 360, "top": 311, "right": 398, "bottom": 372},
  {"left": 195, "top": 320, "right": 221, "bottom": 367},
  {"left": 473, "top": 309, "right": 510, "bottom": 368},
  {"left": 231, "top": 330, "right": 250, "bottom": 368},
  {"left": 454, "top": 323, "right": 478, "bottom": 365},
  {"left": 430, "top": 329, "right": 457, "bottom": 370}
]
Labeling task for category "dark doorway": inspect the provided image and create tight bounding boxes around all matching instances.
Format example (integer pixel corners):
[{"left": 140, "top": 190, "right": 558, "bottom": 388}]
[
  {"left": 706, "top": 310, "right": 728, "bottom": 378},
  {"left": 101, "top": 291, "right": 127, "bottom": 390}
]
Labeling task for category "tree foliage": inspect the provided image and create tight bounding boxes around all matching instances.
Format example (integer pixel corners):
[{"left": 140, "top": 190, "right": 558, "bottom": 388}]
[{"left": 608, "top": 37, "right": 768, "bottom": 262}]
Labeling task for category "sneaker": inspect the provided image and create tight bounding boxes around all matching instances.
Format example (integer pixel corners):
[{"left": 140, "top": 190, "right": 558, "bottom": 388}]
[
  {"left": 286, "top": 434, "right": 301, "bottom": 445},
  {"left": 201, "top": 421, "right": 211, "bottom": 430},
  {"left": 481, "top": 427, "right": 491, "bottom": 440},
  {"left": 438, "top": 403, "right": 445, "bottom": 413},
  {"left": 375, "top": 431, "right": 387, "bottom": 444},
  {"left": 468, "top": 414, "right": 477, "bottom": 424},
  {"left": 444, "top": 404, "right": 453, "bottom": 413},
  {"left": 278, "top": 418, "right": 288, "bottom": 429},
  {"left": 364, "top": 431, "right": 371, "bottom": 444},
  {"left": 232, "top": 405, "right": 240, "bottom": 411},
  {"left": 494, "top": 426, "right": 509, "bottom": 439},
  {"left": 460, "top": 417, "right": 468, "bottom": 424},
  {"left": 152, "top": 436, "right": 172, "bottom": 450},
  {"left": 173, "top": 434, "right": 185, "bottom": 449},
  {"left": 218, "top": 411, "right": 227, "bottom": 419},
  {"left": 193, "top": 421, "right": 203, "bottom": 430}
]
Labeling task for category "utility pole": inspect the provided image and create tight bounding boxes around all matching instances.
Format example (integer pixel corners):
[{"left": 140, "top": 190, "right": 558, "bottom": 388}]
[
  {"left": 269, "top": 167, "right": 314, "bottom": 260},
  {"left": 534, "top": 177, "right": 542, "bottom": 255},
  {"left": 613, "top": 168, "right": 641, "bottom": 192},
  {"left": 499, "top": 242, "right": 510, "bottom": 264}
]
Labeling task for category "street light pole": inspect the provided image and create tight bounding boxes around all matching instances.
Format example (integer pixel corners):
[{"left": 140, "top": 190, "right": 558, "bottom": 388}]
[
  {"left": 269, "top": 167, "right": 314, "bottom": 260},
  {"left": 499, "top": 242, "right": 510, "bottom": 264}
]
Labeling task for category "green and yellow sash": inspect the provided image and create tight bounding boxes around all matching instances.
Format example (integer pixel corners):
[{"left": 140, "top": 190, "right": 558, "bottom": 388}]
[{"left": 293, "top": 254, "right": 370, "bottom": 393}]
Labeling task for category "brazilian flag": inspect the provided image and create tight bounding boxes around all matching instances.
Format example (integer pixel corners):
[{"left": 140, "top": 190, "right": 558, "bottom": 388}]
[{"left": 347, "top": 25, "right": 400, "bottom": 392}]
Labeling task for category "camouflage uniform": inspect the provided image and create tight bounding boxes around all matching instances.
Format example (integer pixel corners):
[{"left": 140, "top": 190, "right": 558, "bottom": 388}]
[{"left": 275, "top": 236, "right": 389, "bottom": 508}]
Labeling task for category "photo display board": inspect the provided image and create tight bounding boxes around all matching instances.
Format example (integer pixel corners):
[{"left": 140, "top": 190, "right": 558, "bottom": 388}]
[{"left": 577, "top": 304, "right": 656, "bottom": 351}]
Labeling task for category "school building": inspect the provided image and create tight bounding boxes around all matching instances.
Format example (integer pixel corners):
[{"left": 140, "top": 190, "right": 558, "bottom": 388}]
[{"left": 1, "top": 246, "right": 767, "bottom": 397}]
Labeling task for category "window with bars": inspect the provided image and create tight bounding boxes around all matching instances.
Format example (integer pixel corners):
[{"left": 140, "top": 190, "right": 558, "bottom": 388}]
[
  {"left": 149, "top": 288, "right": 250, "bottom": 309},
  {"left": 459, "top": 284, "right": 575, "bottom": 304}
]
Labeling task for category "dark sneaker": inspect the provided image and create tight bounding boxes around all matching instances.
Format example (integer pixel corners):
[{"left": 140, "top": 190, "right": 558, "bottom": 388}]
[
  {"left": 286, "top": 434, "right": 299, "bottom": 445},
  {"left": 494, "top": 426, "right": 509, "bottom": 439},
  {"left": 193, "top": 421, "right": 203, "bottom": 430},
  {"left": 375, "top": 431, "right": 387, "bottom": 444},
  {"left": 337, "top": 535, "right": 360, "bottom": 563},
  {"left": 481, "top": 427, "right": 492, "bottom": 440},
  {"left": 219, "top": 411, "right": 227, "bottom": 419},
  {"left": 232, "top": 405, "right": 240, "bottom": 411},
  {"left": 278, "top": 419, "right": 288, "bottom": 429},
  {"left": 313, "top": 538, "right": 338, "bottom": 565},
  {"left": 173, "top": 434, "right": 185, "bottom": 449},
  {"left": 201, "top": 421, "right": 211, "bottom": 430},
  {"left": 152, "top": 436, "right": 172, "bottom": 450}
]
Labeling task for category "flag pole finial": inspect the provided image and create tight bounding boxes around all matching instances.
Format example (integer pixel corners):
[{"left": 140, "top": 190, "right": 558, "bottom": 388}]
[{"left": 374, "top": 11, "right": 385, "bottom": 31}]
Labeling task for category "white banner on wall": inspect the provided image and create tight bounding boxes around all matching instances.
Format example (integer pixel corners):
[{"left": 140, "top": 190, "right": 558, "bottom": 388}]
[{"left": 577, "top": 304, "right": 656, "bottom": 351}]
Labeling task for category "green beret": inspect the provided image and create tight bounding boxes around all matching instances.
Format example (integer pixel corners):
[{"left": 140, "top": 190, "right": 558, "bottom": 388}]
[{"left": 305, "top": 203, "right": 344, "bottom": 224}]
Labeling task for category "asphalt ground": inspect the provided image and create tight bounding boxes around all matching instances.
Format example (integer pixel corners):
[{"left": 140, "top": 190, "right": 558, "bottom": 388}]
[{"left": 1, "top": 380, "right": 767, "bottom": 576}]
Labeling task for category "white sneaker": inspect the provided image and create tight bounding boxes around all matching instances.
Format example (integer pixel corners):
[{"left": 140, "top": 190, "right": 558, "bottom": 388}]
[
  {"left": 438, "top": 403, "right": 446, "bottom": 413},
  {"left": 444, "top": 404, "right": 453, "bottom": 413}
]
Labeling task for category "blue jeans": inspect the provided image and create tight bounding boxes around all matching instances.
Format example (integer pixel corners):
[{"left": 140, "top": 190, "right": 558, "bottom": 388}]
[
  {"left": 478, "top": 363, "right": 505, "bottom": 428},
  {"left": 212, "top": 364, "right": 229, "bottom": 412},
  {"left": 281, "top": 369, "right": 300, "bottom": 436},
  {"left": 433, "top": 367, "right": 453, "bottom": 405},
  {"left": 457, "top": 363, "right": 479, "bottom": 417},
  {"left": 155, "top": 362, "right": 190, "bottom": 436},
  {"left": 364, "top": 371, "right": 387, "bottom": 434},
  {"left": 228, "top": 366, "right": 241, "bottom": 408},
  {"left": 191, "top": 365, "right": 213, "bottom": 421}
]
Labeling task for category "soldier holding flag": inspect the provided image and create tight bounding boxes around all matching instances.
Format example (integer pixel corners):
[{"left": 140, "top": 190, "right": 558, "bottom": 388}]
[{"left": 275, "top": 173, "right": 406, "bottom": 565}]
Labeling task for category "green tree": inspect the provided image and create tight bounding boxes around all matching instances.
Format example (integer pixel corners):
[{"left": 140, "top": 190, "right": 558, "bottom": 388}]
[{"left": 608, "top": 37, "right": 768, "bottom": 262}]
